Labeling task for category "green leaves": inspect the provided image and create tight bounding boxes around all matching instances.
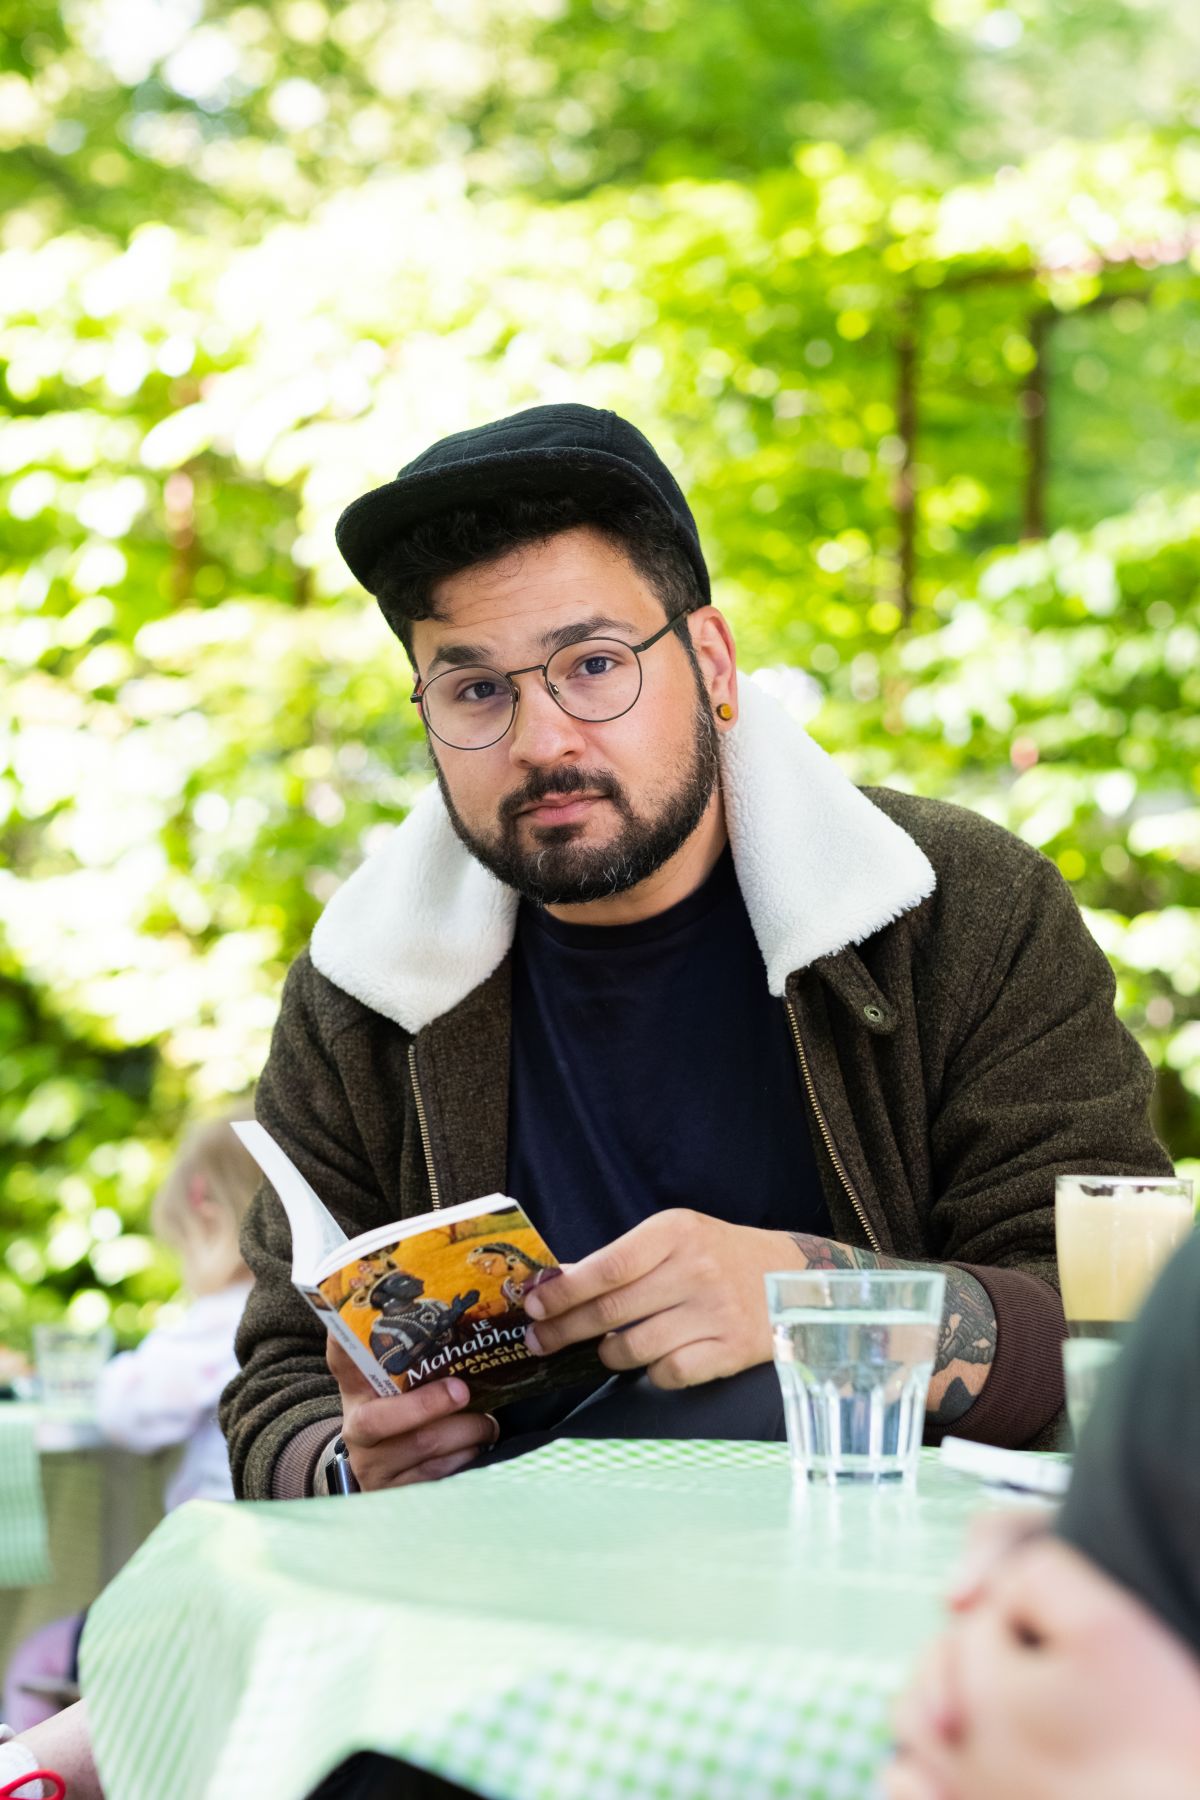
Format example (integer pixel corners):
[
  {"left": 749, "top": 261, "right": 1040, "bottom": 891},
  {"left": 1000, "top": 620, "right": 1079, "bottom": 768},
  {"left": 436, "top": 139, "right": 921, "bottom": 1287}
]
[{"left": 2, "top": 0, "right": 1199, "bottom": 1344}]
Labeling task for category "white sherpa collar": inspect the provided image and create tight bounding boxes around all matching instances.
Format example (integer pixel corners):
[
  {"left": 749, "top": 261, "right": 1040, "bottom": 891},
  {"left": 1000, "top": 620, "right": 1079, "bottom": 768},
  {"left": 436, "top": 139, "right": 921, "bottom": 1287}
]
[{"left": 310, "top": 675, "right": 936, "bottom": 1033}]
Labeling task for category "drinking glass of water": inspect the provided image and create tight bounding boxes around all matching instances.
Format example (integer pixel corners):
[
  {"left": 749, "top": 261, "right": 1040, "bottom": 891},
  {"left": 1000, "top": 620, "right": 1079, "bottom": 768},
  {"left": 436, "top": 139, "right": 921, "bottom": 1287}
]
[
  {"left": 765, "top": 1269, "right": 946, "bottom": 1484},
  {"left": 33, "top": 1324, "right": 114, "bottom": 1413}
]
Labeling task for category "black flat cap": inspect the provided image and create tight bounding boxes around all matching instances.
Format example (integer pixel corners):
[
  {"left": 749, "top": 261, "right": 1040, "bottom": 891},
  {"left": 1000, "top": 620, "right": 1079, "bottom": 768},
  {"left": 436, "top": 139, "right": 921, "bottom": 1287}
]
[{"left": 334, "top": 402, "right": 710, "bottom": 605}]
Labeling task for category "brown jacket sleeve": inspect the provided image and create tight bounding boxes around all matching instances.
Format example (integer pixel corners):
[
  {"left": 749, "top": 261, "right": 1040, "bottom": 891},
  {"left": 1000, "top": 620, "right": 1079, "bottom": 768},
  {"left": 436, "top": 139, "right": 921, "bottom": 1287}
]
[
  {"left": 218, "top": 952, "right": 395, "bottom": 1499},
  {"left": 928, "top": 848, "right": 1172, "bottom": 1447}
]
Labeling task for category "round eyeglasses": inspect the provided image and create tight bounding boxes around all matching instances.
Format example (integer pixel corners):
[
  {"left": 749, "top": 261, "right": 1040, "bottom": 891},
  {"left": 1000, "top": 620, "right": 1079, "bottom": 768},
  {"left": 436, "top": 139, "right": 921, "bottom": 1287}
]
[{"left": 411, "top": 615, "right": 684, "bottom": 751}]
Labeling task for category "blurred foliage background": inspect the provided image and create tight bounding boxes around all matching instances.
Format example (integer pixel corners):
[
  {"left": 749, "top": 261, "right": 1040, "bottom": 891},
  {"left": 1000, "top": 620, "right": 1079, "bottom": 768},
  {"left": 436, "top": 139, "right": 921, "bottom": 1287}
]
[{"left": 1, "top": 0, "right": 1198, "bottom": 1345}]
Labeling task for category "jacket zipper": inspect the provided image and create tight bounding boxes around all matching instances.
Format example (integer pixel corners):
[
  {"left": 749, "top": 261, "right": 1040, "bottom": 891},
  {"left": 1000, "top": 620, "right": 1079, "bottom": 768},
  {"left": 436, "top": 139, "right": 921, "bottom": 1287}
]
[
  {"left": 785, "top": 998, "right": 881, "bottom": 1254},
  {"left": 407, "top": 1043, "right": 442, "bottom": 1212}
]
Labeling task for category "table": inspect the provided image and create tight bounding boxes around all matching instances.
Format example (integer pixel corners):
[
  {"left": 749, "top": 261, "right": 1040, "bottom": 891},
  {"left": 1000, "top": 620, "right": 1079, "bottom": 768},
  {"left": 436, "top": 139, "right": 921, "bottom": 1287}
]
[
  {"left": 0, "top": 1407, "right": 169, "bottom": 1678},
  {"left": 82, "top": 1439, "right": 1031, "bottom": 1800},
  {"left": 0, "top": 1410, "right": 50, "bottom": 1591}
]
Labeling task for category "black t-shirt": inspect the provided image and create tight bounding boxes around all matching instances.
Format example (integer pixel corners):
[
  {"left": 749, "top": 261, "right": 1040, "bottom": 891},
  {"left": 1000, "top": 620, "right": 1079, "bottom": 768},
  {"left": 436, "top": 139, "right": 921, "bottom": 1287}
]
[{"left": 506, "top": 847, "right": 830, "bottom": 1265}]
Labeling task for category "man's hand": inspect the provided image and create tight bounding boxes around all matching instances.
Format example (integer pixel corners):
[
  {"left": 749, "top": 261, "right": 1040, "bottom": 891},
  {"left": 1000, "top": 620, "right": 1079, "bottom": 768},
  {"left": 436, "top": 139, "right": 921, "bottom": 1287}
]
[
  {"left": 522, "top": 1210, "right": 794, "bottom": 1388},
  {"left": 327, "top": 1339, "right": 499, "bottom": 1491},
  {"left": 523, "top": 1211, "right": 996, "bottom": 1426},
  {"left": 887, "top": 1536, "right": 1200, "bottom": 1800}
]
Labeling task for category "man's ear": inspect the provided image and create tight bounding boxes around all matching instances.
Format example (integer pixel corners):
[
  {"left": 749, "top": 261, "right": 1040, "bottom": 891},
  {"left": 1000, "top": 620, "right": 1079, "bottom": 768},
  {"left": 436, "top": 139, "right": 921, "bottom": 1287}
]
[{"left": 687, "top": 606, "right": 738, "bottom": 726}]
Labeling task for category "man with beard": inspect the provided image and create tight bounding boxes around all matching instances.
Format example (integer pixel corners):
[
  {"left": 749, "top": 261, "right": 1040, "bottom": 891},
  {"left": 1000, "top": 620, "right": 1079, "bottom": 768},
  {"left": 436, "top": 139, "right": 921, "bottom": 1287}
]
[{"left": 220, "top": 404, "right": 1170, "bottom": 1501}]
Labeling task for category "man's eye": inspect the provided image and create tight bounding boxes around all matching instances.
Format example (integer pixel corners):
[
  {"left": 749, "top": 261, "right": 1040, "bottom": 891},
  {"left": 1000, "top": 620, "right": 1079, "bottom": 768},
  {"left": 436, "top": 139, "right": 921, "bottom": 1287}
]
[
  {"left": 575, "top": 655, "right": 616, "bottom": 678},
  {"left": 457, "top": 679, "right": 503, "bottom": 704}
]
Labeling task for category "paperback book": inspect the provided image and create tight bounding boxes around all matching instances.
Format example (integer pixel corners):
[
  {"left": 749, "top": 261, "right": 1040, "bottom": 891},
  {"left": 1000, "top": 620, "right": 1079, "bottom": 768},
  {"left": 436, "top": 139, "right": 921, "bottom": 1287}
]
[{"left": 234, "top": 1121, "right": 602, "bottom": 1410}]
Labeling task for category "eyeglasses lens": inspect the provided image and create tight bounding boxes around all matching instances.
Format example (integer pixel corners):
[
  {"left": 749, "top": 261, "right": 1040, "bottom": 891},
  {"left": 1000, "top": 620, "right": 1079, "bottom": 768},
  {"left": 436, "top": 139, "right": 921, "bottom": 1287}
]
[
  {"left": 423, "top": 639, "right": 642, "bottom": 749},
  {"left": 423, "top": 668, "right": 513, "bottom": 749}
]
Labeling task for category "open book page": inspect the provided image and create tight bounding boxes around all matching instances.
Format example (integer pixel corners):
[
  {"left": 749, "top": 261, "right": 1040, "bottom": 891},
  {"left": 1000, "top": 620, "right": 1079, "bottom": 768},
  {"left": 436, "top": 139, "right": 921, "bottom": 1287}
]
[{"left": 233, "top": 1121, "right": 350, "bottom": 1282}]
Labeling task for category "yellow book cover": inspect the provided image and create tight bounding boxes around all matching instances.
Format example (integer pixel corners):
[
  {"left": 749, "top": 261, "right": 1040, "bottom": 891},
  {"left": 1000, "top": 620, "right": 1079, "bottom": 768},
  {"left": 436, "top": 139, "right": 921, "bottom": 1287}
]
[{"left": 235, "top": 1122, "right": 602, "bottom": 1409}]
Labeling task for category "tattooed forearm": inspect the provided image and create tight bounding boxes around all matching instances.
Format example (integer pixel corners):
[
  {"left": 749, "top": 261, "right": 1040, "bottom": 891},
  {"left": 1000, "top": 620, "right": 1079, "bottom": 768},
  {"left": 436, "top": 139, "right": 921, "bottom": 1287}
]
[
  {"left": 786, "top": 1236, "right": 864, "bottom": 1273},
  {"left": 930, "top": 1271, "right": 997, "bottom": 1422},
  {"left": 786, "top": 1233, "right": 997, "bottom": 1425},
  {"left": 939, "top": 1285, "right": 996, "bottom": 1365}
]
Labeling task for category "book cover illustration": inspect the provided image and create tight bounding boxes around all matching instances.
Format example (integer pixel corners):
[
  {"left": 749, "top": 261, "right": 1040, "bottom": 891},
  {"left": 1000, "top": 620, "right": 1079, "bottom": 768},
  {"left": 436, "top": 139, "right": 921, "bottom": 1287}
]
[
  {"left": 321, "top": 1201, "right": 601, "bottom": 1408},
  {"left": 233, "top": 1122, "right": 603, "bottom": 1411}
]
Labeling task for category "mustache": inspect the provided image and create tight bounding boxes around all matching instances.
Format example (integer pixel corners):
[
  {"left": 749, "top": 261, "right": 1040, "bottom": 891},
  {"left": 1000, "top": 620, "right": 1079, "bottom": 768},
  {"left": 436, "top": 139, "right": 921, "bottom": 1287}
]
[{"left": 499, "top": 766, "right": 624, "bottom": 825}]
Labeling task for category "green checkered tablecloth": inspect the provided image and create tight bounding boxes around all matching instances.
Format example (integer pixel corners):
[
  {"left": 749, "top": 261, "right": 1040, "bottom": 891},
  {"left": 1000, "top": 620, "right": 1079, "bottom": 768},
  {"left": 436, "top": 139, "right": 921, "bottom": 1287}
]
[
  {"left": 83, "top": 1440, "right": 1017, "bottom": 1800},
  {"left": 0, "top": 1407, "right": 50, "bottom": 1588}
]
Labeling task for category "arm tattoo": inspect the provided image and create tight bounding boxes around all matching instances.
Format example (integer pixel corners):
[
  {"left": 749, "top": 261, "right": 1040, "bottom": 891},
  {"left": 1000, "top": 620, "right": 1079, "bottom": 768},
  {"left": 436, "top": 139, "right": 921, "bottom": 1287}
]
[
  {"left": 788, "top": 1237, "right": 862, "bottom": 1273},
  {"left": 939, "top": 1286, "right": 996, "bottom": 1366},
  {"left": 786, "top": 1233, "right": 996, "bottom": 1426}
]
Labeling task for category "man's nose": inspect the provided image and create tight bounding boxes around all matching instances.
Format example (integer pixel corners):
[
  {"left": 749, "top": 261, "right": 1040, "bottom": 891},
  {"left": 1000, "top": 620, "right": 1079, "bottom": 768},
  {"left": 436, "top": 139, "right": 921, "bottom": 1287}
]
[{"left": 508, "top": 675, "right": 588, "bottom": 766}]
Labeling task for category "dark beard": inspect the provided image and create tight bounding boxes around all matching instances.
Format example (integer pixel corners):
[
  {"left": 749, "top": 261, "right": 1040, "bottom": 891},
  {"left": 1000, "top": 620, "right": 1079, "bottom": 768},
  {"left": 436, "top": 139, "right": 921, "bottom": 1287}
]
[{"left": 433, "top": 697, "right": 721, "bottom": 907}]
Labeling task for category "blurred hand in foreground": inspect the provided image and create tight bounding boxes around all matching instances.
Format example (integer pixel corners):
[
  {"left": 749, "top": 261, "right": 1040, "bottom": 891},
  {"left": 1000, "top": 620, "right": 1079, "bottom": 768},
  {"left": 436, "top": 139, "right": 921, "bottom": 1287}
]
[{"left": 886, "top": 1534, "right": 1200, "bottom": 1800}]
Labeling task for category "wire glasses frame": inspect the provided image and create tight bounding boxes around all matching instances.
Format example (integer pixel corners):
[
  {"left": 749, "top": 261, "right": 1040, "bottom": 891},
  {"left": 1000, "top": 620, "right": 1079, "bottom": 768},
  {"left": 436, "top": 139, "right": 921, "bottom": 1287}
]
[{"left": 410, "top": 614, "right": 686, "bottom": 751}]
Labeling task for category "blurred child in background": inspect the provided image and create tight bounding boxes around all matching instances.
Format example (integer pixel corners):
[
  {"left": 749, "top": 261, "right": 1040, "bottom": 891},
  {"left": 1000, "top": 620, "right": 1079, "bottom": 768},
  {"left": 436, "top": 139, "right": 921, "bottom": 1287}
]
[
  {"left": 2, "top": 1110, "right": 259, "bottom": 1739},
  {"left": 95, "top": 1111, "right": 258, "bottom": 1509}
]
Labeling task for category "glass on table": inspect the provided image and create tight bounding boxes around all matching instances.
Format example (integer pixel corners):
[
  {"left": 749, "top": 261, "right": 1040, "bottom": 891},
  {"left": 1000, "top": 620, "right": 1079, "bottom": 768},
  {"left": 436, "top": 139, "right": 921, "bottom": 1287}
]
[
  {"left": 765, "top": 1268, "right": 946, "bottom": 1484},
  {"left": 1055, "top": 1174, "right": 1193, "bottom": 1439},
  {"left": 1061, "top": 1335, "right": 1122, "bottom": 1441},
  {"left": 1055, "top": 1175, "right": 1194, "bottom": 1341},
  {"left": 32, "top": 1324, "right": 114, "bottom": 1413}
]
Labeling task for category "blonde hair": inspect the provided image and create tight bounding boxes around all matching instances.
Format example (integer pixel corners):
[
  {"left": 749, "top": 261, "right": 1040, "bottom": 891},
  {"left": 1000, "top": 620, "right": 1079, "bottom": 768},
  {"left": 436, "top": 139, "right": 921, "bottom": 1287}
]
[{"left": 151, "top": 1104, "right": 260, "bottom": 1252}]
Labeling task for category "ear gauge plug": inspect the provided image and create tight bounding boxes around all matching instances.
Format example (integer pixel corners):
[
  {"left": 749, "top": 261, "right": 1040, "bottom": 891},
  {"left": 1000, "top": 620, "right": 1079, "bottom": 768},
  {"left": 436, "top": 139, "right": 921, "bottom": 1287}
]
[{"left": 716, "top": 703, "right": 733, "bottom": 721}]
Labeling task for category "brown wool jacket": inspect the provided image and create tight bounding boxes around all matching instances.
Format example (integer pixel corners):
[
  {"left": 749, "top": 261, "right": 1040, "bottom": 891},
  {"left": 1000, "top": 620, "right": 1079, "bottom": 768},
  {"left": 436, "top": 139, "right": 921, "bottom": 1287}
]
[{"left": 220, "top": 680, "right": 1171, "bottom": 1500}]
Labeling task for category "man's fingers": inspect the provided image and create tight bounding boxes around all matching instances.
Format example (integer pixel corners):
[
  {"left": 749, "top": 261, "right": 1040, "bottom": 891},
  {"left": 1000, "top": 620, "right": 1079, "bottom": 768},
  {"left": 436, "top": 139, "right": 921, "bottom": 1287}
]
[
  {"left": 644, "top": 1332, "right": 731, "bottom": 1390},
  {"left": 586, "top": 1305, "right": 700, "bottom": 1376},
  {"left": 523, "top": 1214, "right": 686, "bottom": 1324},
  {"left": 538, "top": 1301, "right": 719, "bottom": 1386},
  {"left": 394, "top": 1447, "right": 485, "bottom": 1486},
  {"left": 526, "top": 1264, "right": 682, "bottom": 1356},
  {"left": 326, "top": 1336, "right": 383, "bottom": 1398},
  {"left": 385, "top": 1413, "right": 497, "bottom": 1476},
  {"left": 397, "top": 1410, "right": 498, "bottom": 1468},
  {"left": 346, "top": 1375, "right": 472, "bottom": 1450},
  {"left": 352, "top": 1408, "right": 499, "bottom": 1490}
]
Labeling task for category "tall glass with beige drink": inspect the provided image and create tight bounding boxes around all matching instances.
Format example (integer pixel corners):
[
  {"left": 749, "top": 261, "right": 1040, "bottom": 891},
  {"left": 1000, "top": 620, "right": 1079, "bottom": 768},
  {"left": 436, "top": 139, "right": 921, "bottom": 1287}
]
[{"left": 1055, "top": 1175, "right": 1194, "bottom": 1339}]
